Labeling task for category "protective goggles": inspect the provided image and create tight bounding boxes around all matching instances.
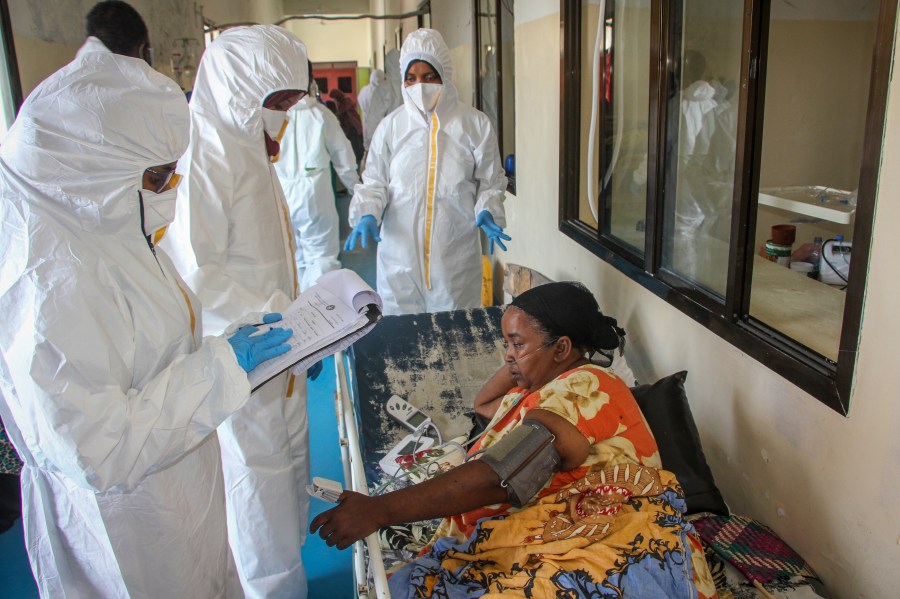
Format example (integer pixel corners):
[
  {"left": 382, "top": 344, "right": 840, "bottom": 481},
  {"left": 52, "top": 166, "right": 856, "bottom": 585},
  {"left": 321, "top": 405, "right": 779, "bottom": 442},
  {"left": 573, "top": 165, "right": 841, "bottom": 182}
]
[{"left": 145, "top": 167, "right": 182, "bottom": 193}]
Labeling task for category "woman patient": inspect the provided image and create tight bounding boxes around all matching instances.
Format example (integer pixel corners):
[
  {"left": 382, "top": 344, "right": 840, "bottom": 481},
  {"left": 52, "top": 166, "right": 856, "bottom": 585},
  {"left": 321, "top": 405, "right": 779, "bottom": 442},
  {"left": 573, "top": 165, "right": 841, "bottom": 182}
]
[{"left": 311, "top": 282, "right": 715, "bottom": 597}]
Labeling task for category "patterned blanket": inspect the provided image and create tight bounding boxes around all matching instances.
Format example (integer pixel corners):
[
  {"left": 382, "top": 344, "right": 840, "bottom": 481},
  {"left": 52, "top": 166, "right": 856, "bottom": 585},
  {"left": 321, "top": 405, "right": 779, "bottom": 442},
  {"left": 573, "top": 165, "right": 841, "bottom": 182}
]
[{"left": 387, "top": 464, "right": 716, "bottom": 598}]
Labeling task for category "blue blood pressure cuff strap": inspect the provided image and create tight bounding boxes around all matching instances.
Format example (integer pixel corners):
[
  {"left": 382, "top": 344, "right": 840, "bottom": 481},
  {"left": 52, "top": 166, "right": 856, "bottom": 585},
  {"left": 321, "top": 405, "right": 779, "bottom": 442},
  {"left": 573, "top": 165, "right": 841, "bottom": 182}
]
[{"left": 478, "top": 420, "right": 561, "bottom": 507}]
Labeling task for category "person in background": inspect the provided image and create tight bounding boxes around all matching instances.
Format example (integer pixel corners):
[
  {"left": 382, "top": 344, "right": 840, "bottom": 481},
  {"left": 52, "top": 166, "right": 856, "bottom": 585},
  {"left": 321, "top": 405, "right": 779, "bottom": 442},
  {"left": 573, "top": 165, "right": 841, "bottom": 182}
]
[
  {"left": 0, "top": 5, "right": 292, "bottom": 596},
  {"left": 383, "top": 48, "right": 403, "bottom": 112},
  {"left": 357, "top": 68, "right": 392, "bottom": 151},
  {"left": 276, "top": 61, "right": 361, "bottom": 291},
  {"left": 344, "top": 28, "right": 510, "bottom": 316},
  {"left": 160, "top": 25, "right": 312, "bottom": 599},
  {"left": 328, "top": 87, "right": 365, "bottom": 165},
  {"left": 78, "top": 0, "right": 153, "bottom": 64}
]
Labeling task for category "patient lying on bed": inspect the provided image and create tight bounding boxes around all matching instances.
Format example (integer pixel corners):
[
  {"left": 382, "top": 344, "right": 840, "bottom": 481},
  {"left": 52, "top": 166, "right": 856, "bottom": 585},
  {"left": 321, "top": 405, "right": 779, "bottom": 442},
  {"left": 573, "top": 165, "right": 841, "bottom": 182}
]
[{"left": 311, "top": 282, "right": 715, "bottom": 598}]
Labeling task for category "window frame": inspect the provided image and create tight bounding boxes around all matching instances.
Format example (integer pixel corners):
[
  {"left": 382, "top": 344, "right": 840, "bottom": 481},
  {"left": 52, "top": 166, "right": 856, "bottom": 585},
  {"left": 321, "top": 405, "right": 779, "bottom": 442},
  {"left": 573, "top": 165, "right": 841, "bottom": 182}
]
[
  {"left": 475, "top": 0, "right": 516, "bottom": 194},
  {"left": 0, "top": 0, "right": 23, "bottom": 120},
  {"left": 558, "top": 0, "right": 896, "bottom": 415}
]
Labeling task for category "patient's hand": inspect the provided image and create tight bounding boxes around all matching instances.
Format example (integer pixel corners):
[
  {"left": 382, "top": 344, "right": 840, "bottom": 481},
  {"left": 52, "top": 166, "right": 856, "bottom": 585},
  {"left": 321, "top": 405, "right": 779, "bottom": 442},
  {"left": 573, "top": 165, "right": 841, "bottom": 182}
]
[{"left": 309, "top": 491, "right": 385, "bottom": 550}]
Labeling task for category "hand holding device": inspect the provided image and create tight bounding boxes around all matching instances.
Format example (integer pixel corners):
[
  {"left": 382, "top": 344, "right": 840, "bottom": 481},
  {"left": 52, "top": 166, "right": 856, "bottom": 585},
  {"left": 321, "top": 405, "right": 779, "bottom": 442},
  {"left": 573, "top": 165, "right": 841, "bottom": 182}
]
[
  {"left": 343, "top": 214, "right": 381, "bottom": 251},
  {"left": 227, "top": 324, "right": 293, "bottom": 372},
  {"left": 475, "top": 210, "right": 511, "bottom": 255}
]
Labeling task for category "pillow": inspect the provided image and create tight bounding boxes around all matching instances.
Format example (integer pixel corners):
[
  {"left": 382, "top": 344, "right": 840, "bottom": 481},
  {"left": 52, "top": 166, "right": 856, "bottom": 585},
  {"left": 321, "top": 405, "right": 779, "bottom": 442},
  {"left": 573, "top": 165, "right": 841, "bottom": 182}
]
[{"left": 631, "top": 371, "right": 729, "bottom": 515}]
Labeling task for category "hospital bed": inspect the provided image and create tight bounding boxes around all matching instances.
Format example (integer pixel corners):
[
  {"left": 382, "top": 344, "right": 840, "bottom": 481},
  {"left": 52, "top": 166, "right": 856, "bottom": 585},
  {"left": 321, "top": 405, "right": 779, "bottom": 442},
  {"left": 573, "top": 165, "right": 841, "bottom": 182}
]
[
  {"left": 334, "top": 307, "right": 505, "bottom": 598},
  {"left": 333, "top": 304, "right": 829, "bottom": 598}
]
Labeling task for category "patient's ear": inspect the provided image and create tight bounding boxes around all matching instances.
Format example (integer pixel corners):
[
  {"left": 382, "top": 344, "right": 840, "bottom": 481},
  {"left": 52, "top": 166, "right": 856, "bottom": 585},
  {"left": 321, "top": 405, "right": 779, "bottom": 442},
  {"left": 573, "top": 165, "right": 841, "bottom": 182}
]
[{"left": 552, "top": 336, "right": 573, "bottom": 362}]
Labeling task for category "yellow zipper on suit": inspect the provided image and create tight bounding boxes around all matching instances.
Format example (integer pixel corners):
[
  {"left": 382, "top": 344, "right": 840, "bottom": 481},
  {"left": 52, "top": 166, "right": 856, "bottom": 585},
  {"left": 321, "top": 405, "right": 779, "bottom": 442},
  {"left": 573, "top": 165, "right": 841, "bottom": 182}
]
[
  {"left": 270, "top": 167, "right": 300, "bottom": 397},
  {"left": 424, "top": 111, "right": 440, "bottom": 289}
]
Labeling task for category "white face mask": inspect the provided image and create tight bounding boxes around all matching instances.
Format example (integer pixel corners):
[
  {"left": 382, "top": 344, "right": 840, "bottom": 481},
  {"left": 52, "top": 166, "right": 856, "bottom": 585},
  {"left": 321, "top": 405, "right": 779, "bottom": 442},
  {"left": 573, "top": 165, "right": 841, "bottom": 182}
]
[
  {"left": 404, "top": 83, "right": 443, "bottom": 114},
  {"left": 140, "top": 187, "right": 178, "bottom": 237},
  {"left": 260, "top": 107, "right": 288, "bottom": 142}
]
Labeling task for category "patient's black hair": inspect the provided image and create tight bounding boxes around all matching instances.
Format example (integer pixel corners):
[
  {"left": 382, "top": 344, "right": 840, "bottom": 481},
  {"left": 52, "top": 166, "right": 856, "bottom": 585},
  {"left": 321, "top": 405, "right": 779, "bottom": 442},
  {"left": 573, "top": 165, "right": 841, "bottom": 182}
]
[
  {"left": 509, "top": 282, "right": 624, "bottom": 356},
  {"left": 85, "top": 1, "right": 148, "bottom": 58}
]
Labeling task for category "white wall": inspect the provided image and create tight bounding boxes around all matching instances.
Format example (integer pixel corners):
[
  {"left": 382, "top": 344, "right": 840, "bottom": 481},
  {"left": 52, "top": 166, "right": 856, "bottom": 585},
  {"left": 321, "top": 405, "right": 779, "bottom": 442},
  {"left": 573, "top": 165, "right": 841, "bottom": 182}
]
[
  {"left": 431, "top": 0, "right": 475, "bottom": 106},
  {"left": 9, "top": 0, "right": 205, "bottom": 97},
  {"left": 506, "top": 2, "right": 900, "bottom": 597},
  {"left": 284, "top": 18, "right": 371, "bottom": 65}
]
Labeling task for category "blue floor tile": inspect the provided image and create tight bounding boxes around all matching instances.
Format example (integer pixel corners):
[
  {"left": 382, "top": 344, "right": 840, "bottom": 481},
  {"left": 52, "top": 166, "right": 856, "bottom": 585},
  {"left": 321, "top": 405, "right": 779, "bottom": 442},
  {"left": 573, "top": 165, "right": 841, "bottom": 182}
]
[{"left": 0, "top": 519, "right": 38, "bottom": 598}]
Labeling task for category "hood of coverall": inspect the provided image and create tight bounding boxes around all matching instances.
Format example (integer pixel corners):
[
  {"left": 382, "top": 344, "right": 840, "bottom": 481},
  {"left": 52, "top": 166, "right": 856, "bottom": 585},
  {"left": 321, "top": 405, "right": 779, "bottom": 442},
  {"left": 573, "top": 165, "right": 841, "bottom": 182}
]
[
  {"left": 188, "top": 25, "right": 308, "bottom": 139},
  {"left": 0, "top": 50, "right": 188, "bottom": 236},
  {"left": 370, "top": 69, "right": 385, "bottom": 86},
  {"left": 399, "top": 28, "right": 459, "bottom": 119}
]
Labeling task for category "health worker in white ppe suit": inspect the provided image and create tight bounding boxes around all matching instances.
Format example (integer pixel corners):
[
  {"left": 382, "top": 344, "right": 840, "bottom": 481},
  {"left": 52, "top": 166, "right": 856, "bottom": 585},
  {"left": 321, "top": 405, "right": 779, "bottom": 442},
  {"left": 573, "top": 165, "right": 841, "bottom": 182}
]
[
  {"left": 275, "top": 64, "right": 361, "bottom": 291},
  {"left": 160, "top": 25, "right": 312, "bottom": 599},
  {"left": 0, "top": 19, "right": 294, "bottom": 598},
  {"left": 357, "top": 68, "right": 393, "bottom": 150},
  {"left": 345, "top": 28, "right": 511, "bottom": 315}
]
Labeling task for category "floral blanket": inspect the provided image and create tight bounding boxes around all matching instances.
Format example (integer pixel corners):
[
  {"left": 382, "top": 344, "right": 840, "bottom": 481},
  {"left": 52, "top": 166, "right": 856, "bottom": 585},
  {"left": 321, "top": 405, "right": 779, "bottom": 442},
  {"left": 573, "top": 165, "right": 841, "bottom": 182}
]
[{"left": 388, "top": 464, "right": 716, "bottom": 598}]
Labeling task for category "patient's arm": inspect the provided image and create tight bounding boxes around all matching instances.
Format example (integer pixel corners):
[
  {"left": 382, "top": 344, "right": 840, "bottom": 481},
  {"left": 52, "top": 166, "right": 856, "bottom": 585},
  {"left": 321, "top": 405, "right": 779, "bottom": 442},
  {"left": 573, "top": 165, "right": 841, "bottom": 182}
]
[
  {"left": 310, "top": 409, "right": 588, "bottom": 550},
  {"left": 473, "top": 366, "right": 516, "bottom": 420}
]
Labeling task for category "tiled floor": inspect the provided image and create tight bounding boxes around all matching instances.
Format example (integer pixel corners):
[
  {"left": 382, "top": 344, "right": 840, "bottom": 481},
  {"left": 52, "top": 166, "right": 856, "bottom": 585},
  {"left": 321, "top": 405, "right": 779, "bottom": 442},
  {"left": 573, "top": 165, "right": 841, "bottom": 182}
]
[{"left": 0, "top": 191, "right": 376, "bottom": 598}]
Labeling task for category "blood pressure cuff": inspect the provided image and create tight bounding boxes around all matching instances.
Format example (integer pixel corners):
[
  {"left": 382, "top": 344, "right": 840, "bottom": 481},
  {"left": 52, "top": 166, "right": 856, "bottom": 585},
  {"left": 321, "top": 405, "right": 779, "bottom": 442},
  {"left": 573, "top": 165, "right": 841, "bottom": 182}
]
[{"left": 479, "top": 420, "right": 561, "bottom": 507}]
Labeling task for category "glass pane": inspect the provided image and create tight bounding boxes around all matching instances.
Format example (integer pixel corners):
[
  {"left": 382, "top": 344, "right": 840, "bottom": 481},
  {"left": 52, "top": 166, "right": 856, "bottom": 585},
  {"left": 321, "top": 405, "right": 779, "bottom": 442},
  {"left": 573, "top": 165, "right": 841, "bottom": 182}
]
[
  {"left": 478, "top": 0, "right": 500, "bottom": 139},
  {"left": 0, "top": 15, "right": 16, "bottom": 140},
  {"left": 750, "top": 2, "right": 876, "bottom": 362},
  {"left": 499, "top": 0, "right": 515, "bottom": 165},
  {"left": 578, "top": 0, "right": 650, "bottom": 253},
  {"left": 661, "top": 0, "right": 743, "bottom": 295}
]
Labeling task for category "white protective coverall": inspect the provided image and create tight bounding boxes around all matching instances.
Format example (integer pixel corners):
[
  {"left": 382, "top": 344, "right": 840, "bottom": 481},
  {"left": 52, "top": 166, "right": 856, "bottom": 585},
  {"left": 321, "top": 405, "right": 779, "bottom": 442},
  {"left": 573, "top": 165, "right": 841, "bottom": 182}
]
[
  {"left": 349, "top": 29, "right": 508, "bottom": 315},
  {"left": 160, "top": 25, "right": 310, "bottom": 599},
  {"left": 0, "top": 44, "right": 250, "bottom": 598},
  {"left": 357, "top": 69, "right": 392, "bottom": 149},
  {"left": 275, "top": 94, "right": 360, "bottom": 290}
]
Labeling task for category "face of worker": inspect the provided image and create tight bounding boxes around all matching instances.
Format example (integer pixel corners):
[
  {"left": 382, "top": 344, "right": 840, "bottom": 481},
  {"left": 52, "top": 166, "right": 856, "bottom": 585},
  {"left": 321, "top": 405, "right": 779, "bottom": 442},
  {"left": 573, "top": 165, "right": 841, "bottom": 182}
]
[
  {"left": 263, "top": 91, "right": 305, "bottom": 112},
  {"left": 501, "top": 307, "right": 564, "bottom": 393},
  {"left": 404, "top": 61, "right": 442, "bottom": 86}
]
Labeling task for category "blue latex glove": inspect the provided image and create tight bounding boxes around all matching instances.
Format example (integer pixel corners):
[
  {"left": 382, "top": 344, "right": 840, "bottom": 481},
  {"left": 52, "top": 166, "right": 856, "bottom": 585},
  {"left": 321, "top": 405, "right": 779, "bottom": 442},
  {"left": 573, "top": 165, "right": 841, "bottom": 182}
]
[
  {"left": 307, "top": 360, "right": 324, "bottom": 381},
  {"left": 343, "top": 214, "right": 381, "bottom": 251},
  {"left": 227, "top": 323, "right": 293, "bottom": 373},
  {"left": 475, "top": 210, "right": 511, "bottom": 254}
]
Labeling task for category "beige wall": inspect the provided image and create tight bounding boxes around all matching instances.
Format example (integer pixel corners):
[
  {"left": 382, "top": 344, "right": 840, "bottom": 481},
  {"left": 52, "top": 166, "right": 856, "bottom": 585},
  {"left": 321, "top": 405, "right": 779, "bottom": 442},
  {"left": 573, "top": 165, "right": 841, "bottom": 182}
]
[
  {"left": 284, "top": 18, "right": 372, "bottom": 65},
  {"left": 760, "top": 19, "right": 875, "bottom": 189},
  {"left": 506, "top": 3, "right": 900, "bottom": 597},
  {"left": 432, "top": 0, "right": 475, "bottom": 106}
]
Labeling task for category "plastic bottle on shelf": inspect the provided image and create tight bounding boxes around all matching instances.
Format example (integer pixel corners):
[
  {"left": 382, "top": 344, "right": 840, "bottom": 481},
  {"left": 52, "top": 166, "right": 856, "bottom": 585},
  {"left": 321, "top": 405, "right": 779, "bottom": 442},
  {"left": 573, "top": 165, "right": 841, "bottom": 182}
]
[{"left": 808, "top": 236, "right": 822, "bottom": 279}]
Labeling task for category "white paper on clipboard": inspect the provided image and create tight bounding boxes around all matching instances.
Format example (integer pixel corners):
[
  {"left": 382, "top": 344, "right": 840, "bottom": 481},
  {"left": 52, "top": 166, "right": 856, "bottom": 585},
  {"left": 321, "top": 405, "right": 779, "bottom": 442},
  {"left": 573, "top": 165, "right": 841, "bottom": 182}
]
[{"left": 244, "top": 269, "right": 382, "bottom": 391}]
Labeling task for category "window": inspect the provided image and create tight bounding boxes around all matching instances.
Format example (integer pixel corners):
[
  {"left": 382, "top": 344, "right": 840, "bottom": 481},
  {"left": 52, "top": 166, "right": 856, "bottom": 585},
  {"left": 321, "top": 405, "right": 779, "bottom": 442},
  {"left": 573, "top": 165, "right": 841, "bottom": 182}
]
[
  {"left": 560, "top": 0, "right": 895, "bottom": 414},
  {"left": 0, "top": 0, "right": 22, "bottom": 138},
  {"left": 476, "top": 0, "right": 516, "bottom": 193}
]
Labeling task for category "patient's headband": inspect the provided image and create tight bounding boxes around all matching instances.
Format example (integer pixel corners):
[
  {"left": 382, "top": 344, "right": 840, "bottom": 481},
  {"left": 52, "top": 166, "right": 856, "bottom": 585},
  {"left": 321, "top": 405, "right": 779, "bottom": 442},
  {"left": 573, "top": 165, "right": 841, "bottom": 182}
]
[{"left": 510, "top": 282, "right": 623, "bottom": 353}]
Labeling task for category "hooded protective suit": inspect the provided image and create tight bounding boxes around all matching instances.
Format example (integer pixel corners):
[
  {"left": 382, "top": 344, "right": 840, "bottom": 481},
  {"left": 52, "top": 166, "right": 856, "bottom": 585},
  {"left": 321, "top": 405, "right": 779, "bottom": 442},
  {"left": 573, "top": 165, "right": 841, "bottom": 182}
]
[
  {"left": 275, "top": 94, "right": 360, "bottom": 290},
  {"left": 159, "top": 26, "right": 311, "bottom": 599},
  {"left": 357, "top": 69, "right": 393, "bottom": 149},
  {"left": 0, "top": 42, "right": 250, "bottom": 598},
  {"left": 349, "top": 29, "right": 508, "bottom": 315}
]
